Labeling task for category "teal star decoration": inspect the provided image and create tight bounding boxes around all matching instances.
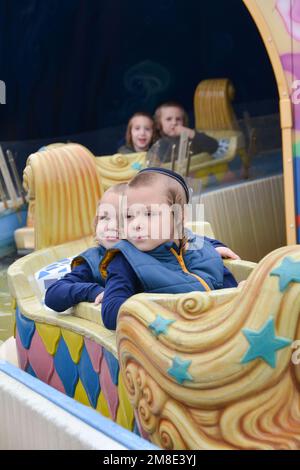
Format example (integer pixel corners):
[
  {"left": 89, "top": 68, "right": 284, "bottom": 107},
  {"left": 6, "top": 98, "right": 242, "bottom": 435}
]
[
  {"left": 131, "top": 162, "right": 143, "bottom": 170},
  {"left": 270, "top": 257, "right": 300, "bottom": 292},
  {"left": 167, "top": 356, "right": 193, "bottom": 384},
  {"left": 148, "top": 315, "right": 175, "bottom": 336},
  {"left": 241, "top": 317, "right": 292, "bottom": 368}
]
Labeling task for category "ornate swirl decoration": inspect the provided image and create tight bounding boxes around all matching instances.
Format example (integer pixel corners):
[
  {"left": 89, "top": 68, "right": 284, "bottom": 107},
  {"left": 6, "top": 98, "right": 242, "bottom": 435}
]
[
  {"left": 110, "top": 154, "right": 129, "bottom": 168},
  {"left": 158, "top": 419, "right": 187, "bottom": 450},
  {"left": 117, "top": 245, "right": 300, "bottom": 449},
  {"left": 175, "top": 293, "right": 213, "bottom": 320}
]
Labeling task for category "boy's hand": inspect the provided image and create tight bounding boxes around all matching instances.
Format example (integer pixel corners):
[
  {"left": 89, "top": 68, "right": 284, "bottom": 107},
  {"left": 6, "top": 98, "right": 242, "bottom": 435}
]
[
  {"left": 173, "top": 125, "right": 195, "bottom": 139},
  {"left": 94, "top": 291, "right": 104, "bottom": 305},
  {"left": 215, "top": 246, "right": 240, "bottom": 260}
]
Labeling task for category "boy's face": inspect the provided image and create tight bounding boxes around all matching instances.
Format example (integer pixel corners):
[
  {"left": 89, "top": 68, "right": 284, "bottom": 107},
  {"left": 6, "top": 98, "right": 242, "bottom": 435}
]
[
  {"left": 95, "top": 191, "right": 121, "bottom": 249},
  {"left": 125, "top": 182, "right": 174, "bottom": 252},
  {"left": 131, "top": 116, "right": 153, "bottom": 151},
  {"left": 160, "top": 106, "right": 184, "bottom": 137}
]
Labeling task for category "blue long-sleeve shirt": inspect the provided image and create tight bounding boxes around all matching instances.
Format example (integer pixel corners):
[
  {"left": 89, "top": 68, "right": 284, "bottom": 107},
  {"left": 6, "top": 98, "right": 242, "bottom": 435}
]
[
  {"left": 44, "top": 263, "right": 104, "bottom": 312},
  {"left": 101, "top": 254, "right": 143, "bottom": 329},
  {"left": 205, "top": 237, "right": 224, "bottom": 250}
]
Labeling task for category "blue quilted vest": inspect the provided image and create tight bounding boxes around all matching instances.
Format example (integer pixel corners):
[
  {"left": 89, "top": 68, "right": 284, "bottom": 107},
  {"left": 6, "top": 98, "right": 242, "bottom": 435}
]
[
  {"left": 71, "top": 245, "right": 106, "bottom": 286},
  {"left": 101, "top": 231, "right": 224, "bottom": 294}
]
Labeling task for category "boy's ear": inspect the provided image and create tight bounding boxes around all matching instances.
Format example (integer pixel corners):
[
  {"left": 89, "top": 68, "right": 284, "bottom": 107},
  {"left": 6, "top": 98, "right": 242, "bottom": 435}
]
[
  {"left": 173, "top": 207, "right": 185, "bottom": 240},
  {"left": 118, "top": 213, "right": 126, "bottom": 239}
]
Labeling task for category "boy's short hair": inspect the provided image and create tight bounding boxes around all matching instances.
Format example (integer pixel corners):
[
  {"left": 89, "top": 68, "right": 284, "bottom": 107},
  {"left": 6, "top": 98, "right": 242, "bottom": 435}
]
[
  {"left": 125, "top": 112, "right": 155, "bottom": 148},
  {"left": 105, "top": 182, "right": 127, "bottom": 194},
  {"left": 128, "top": 171, "right": 187, "bottom": 207},
  {"left": 154, "top": 101, "right": 189, "bottom": 135}
]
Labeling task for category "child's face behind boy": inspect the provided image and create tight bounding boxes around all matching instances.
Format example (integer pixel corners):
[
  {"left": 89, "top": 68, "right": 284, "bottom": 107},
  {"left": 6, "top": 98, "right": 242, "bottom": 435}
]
[
  {"left": 131, "top": 116, "right": 153, "bottom": 152},
  {"left": 95, "top": 191, "right": 121, "bottom": 249},
  {"left": 160, "top": 106, "right": 184, "bottom": 137},
  {"left": 125, "top": 182, "right": 175, "bottom": 252}
]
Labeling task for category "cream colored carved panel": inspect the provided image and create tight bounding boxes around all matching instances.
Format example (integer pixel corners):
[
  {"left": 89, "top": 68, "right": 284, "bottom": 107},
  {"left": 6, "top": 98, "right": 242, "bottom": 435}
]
[
  {"left": 117, "top": 244, "right": 300, "bottom": 449},
  {"left": 95, "top": 152, "right": 146, "bottom": 192}
]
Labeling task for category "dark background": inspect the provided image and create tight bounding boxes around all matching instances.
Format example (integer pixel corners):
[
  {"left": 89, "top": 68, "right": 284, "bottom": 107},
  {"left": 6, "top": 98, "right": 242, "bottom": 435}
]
[{"left": 0, "top": 0, "right": 279, "bottom": 170}]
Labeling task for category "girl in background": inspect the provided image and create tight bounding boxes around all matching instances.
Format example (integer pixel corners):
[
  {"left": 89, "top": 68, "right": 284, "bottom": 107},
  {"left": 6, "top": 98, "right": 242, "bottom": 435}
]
[{"left": 118, "top": 112, "right": 156, "bottom": 154}]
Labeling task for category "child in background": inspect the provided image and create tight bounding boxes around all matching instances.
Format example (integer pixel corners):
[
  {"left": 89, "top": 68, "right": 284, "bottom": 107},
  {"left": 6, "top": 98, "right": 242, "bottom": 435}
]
[
  {"left": 45, "top": 183, "right": 126, "bottom": 312},
  {"left": 147, "top": 102, "right": 219, "bottom": 164},
  {"left": 118, "top": 112, "right": 155, "bottom": 154},
  {"left": 100, "top": 168, "right": 238, "bottom": 330}
]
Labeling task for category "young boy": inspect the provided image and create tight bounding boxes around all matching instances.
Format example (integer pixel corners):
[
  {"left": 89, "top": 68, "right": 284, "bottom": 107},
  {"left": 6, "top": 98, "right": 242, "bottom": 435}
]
[
  {"left": 45, "top": 183, "right": 126, "bottom": 312},
  {"left": 148, "top": 102, "right": 219, "bottom": 164},
  {"left": 100, "top": 168, "right": 237, "bottom": 330}
]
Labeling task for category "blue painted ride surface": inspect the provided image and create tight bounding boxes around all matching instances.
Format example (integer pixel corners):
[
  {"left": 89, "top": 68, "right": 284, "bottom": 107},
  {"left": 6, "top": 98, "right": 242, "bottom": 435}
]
[{"left": 0, "top": 204, "right": 28, "bottom": 257}]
